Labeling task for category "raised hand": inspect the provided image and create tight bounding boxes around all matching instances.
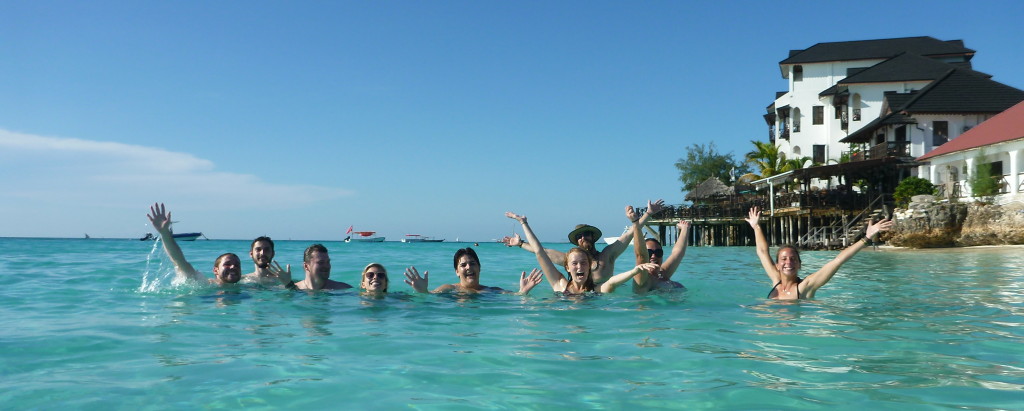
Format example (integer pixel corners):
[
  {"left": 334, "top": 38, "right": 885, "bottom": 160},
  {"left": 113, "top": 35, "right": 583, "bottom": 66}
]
[
  {"left": 518, "top": 268, "right": 543, "bottom": 294},
  {"left": 404, "top": 266, "right": 429, "bottom": 293},
  {"left": 677, "top": 219, "right": 691, "bottom": 233},
  {"left": 502, "top": 234, "right": 524, "bottom": 247},
  {"left": 647, "top": 199, "right": 665, "bottom": 215},
  {"left": 269, "top": 261, "right": 292, "bottom": 285},
  {"left": 625, "top": 205, "right": 638, "bottom": 222},
  {"left": 865, "top": 218, "right": 895, "bottom": 239},
  {"left": 505, "top": 211, "right": 526, "bottom": 224},
  {"left": 745, "top": 207, "right": 761, "bottom": 228},
  {"left": 147, "top": 203, "right": 172, "bottom": 234},
  {"left": 637, "top": 262, "right": 659, "bottom": 273}
]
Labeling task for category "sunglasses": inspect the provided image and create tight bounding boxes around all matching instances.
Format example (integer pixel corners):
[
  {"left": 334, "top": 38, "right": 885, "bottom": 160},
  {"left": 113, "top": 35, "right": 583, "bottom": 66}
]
[
  {"left": 364, "top": 271, "right": 387, "bottom": 280},
  {"left": 575, "top": 232, "right": 595, "bottom": 241},
  {"left": 647, "top": 249, "right": 664, "bottom": 258}
]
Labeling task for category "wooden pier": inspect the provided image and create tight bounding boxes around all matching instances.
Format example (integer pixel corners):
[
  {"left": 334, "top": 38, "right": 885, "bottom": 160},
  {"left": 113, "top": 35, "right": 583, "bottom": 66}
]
[{"left": 637, "top": 192, "right": 887, "bottom": 250}]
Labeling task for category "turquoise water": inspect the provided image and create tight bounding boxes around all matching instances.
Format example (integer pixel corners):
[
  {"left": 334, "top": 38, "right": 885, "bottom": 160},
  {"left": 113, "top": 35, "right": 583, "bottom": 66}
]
[{"left": 1, "top": 237, "right": 1021, "bottom": 409}]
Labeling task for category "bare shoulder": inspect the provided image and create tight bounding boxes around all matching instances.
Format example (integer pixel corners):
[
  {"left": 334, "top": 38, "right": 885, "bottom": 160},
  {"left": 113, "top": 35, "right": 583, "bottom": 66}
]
[
  {"left": 433, "top": 283, "right": 458, "bottom": 293},
  {"left": 325, "top": 280, "right": 353, "bottom": 290}
]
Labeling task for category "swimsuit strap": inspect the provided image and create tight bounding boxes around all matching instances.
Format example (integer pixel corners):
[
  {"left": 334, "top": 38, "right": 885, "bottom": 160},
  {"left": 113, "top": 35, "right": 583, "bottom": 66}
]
[{"left": 768, "top": 278, "right": 803, "bottom": 299}]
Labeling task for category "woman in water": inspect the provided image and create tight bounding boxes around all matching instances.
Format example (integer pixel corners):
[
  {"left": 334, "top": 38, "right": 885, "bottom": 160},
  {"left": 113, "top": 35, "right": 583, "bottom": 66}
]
[
  {"left": 359, "top": 263, "right": 389, "bottom": 297},
  {"left": 629, "top": 214, "right": 691, "bottom": 293},
  {"left": 506, "top": 210, "right": 657, "bottom": 294},
  {"left": 745, "top": 206, "right": 893, "bottom": 300},
  {"left": 403, "top": 247, "right": 543, "bottom": 295}
]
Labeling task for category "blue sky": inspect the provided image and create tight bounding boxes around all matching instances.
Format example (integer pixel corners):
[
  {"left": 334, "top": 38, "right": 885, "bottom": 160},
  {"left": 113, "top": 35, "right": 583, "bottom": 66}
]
[{"left": 2, "top": 1, "right": 1023, "bottom": 242}]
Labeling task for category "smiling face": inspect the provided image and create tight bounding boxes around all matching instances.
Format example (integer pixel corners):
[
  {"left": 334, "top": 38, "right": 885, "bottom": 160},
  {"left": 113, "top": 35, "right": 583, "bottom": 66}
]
[
  {"left": 304, "top": 251, "right": 331, "bottom": 280},
  {"left": 250, "top": 239, "right": 275, "bottom": 269},
  {"left": 455, "top": 255, "right": 481, "bottom": 287},
  {"left": 213, "top": 254, "right": 242, "bottom": 284},
  {"left": 361, "top": 264, "right": 388, "bottom": 293},
  {"left": 775, "top": 247, "right": 801, "bottom": 277}
]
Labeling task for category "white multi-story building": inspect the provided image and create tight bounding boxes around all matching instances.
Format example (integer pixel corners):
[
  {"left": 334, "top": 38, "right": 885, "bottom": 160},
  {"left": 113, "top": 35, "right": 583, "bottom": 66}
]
[{"left": 765, "top": 37, "right": 977, "bottom": 165}]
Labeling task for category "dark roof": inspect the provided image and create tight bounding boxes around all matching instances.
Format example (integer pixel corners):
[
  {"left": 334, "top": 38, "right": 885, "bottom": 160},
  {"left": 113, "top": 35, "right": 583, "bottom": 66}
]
[
  {"left": 841, "top": 69, "right": 1024, "bottom": 143},
  {"left": 919, "top": 101, "right": 1024, "bottom": 160},
  {"left": 818, "top": 84, "right": 840, "bottom": 97},
  {"left": 882, "top": 91, "right": 915, "bottom": 110},
  {"left": 842, "top": 116, "right": 887, "bottom": 143},
  {"left": 838, "top": 53, "right": 986, "bottom": 84},
  {"left": 685, "top": 177, "right": 733, "bottom": 201},
  {"left": 781, "top": 36, "right": 974, "bottom": 65},
  {"left": 899, "top": 69, "right": 1024, "bottom": 113},
  {"left": 881, "top": 114, "right": 917, "bottom": 125}
]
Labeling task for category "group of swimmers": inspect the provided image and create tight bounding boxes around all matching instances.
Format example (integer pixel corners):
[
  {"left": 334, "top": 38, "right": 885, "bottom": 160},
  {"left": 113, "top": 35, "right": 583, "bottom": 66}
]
[{"left": 147, "top": 200, "right": 893, "bottom": 300}]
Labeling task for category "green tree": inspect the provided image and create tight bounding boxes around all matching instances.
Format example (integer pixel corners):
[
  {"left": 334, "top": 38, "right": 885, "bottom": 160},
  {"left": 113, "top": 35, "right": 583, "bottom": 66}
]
[
  {"left": 781, "top": 156, "right": 811, "bottom": 172},
  {"left": 968, "top": 158, "right": 1000, "bottom": 200},
  {"left": 745, "top": 140, "right": 786, "bottom": 179},
  {"left": 893, "top": 176, "right": 936, "bottom": 207},
  {"left": 675, "top": 142, "right": 749, "bottom": 192}
]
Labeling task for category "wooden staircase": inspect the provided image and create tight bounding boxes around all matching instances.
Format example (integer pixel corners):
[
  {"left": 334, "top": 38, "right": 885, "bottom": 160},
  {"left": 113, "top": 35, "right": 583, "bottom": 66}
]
[{"left": 796, "top": 194, "right": 888, "bottom": 249}]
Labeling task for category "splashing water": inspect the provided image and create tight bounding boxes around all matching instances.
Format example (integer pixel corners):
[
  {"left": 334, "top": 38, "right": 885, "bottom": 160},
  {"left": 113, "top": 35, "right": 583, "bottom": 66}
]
[{"left": 138, "top": 237, "right": 175, "bottom": 292}]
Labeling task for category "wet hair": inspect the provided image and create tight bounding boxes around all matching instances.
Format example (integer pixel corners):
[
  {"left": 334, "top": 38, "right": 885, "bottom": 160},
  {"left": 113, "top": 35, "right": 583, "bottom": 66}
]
[
  {"left": 563, "top": 247, "right": 596, "bottom": 292},
  {"left": 361, "top": 262, "right": 388, "bottom": 293},
  {"left": 304, "top": 244, "right": 329, "bottom": 263},
  {"left": 250, "top": 236, "right": 274, "bottom": 251},
  {"left": 776, "top": 244, "right": 801, "bottom": 263},
  {"left": 453, "top": 248, "right": 480, "bottom": 270},
  {"left": 645, "top": 238, "right": 662, "bottom": 247},
  {"left": 214, "top": 253, "right": 240, "bottom": 267}
]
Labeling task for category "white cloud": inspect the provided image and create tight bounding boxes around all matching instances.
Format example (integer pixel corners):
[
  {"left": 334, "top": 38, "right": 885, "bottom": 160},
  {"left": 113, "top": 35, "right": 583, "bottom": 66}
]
[{"left": 0, "top": 129, "right": 353, "bottom": 236}]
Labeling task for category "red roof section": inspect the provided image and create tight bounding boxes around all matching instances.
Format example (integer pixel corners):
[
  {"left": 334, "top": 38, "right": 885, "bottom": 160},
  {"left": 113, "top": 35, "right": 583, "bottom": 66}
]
[{"left": 918, "top": 101, "right": 1024, "bottom": 160}]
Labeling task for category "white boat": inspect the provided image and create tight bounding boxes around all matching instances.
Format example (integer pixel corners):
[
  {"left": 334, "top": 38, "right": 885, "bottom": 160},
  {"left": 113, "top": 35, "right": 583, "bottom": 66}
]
[
  {"left": 603, "top": 227, "right": 628, "bottom": 245},
  {"left": 400, "top": 234, "right": 445, "bottom": 243},
  {"left": 345, "top": 231, "right": 385, "bottom": 242}
]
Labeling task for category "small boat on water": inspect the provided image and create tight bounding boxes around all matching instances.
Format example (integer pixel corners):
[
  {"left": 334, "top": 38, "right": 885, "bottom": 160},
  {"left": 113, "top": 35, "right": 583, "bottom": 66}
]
[
  {"left": 345, "top": 231, "right": 385, "bottom": 242},
  {"left": 173, "top": 232, "right": 203, "bottom": 241},
  {"left": 139, "top": 232, "right": 204, "bottom": 241},
  {"left": 400, "top": 234, "right": 445, "bottom": 243}
]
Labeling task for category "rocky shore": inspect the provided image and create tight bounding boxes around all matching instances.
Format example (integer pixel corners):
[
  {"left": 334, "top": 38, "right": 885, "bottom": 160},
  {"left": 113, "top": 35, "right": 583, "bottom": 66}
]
[{"left": 887, "top": 195, "right": 1024, "bottom": 248}]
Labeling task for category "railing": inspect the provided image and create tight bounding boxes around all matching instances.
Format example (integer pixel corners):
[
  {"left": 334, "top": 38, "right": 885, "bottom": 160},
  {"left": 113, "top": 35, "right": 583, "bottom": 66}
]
[
  {"left": 796, "top": 194, "right": 884, "bottom": 248},
  {"left": 647, "top": 192, "right": 872, "bottom": 221},
  {"left": 864, "top": 141, "right": 911, "bottom": 160}
]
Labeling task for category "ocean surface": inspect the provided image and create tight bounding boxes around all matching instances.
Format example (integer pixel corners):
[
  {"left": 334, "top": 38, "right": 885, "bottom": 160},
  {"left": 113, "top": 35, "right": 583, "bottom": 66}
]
[{"left": 1, "top": 237, "right": 1021, "bottom": 409}]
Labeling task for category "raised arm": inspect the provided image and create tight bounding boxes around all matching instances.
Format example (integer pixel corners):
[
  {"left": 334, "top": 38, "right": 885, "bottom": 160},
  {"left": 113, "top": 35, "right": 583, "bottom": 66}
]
[
  {"left": 801, "top": 217, "right": 894, "bottom": 294},
  {"left": 147, "top": 203, "right": 200, "bottom": 281},
  {"left": 626, "top": 206, "right": 649, "bottom": 287},
  {"left": 600, "top": 263, "right": 658, "bottom": 293},
  {"left": 503, "top": 233, "right": 567, "bottom": 266},
  {"left": 506, "top": 212, "right": 568, "bottom": 292},
  {"left": 659, "top": 220, "right": 691, "bottom": 280},
  {"left": 602, "top": 199, "right": 664, "bottom": 261},
  {"left": 745, "top": 206, "right": 780, "bottom": 285}
]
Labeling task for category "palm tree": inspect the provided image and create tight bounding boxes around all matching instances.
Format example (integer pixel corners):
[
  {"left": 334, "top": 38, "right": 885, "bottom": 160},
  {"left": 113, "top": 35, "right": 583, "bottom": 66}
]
[
  {"left": 781, "top": 156, "right": 811, "bottom": 172},
  {"left": 745, "top": 140, "right": 787, "bottom": 179}
]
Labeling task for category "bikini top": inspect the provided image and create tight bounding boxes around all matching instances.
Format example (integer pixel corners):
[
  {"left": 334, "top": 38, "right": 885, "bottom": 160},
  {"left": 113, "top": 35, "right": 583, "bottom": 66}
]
[{"left": 767, "top": 278, "right": 803, "bottom": 299}]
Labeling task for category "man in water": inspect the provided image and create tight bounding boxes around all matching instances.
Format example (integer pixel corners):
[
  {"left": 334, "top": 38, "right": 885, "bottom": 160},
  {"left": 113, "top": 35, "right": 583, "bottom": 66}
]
[
  {"left": 503, "top": 199, "right": 664, "bottom": 284},
  {"left": 242, "top": 236, "right": 283, "bottom": 285},
  {"left": 147, "top": 203, "right": 290, "bottom": 287},
  {"left": 294, "top": 244, "right": 352, "bottom": 290}
]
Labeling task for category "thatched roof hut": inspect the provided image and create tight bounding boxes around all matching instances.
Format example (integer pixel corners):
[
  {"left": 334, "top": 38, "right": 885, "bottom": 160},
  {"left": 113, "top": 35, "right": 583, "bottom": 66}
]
[{"left": 685, "top": 177, "right": 734, "bottom": 202}]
